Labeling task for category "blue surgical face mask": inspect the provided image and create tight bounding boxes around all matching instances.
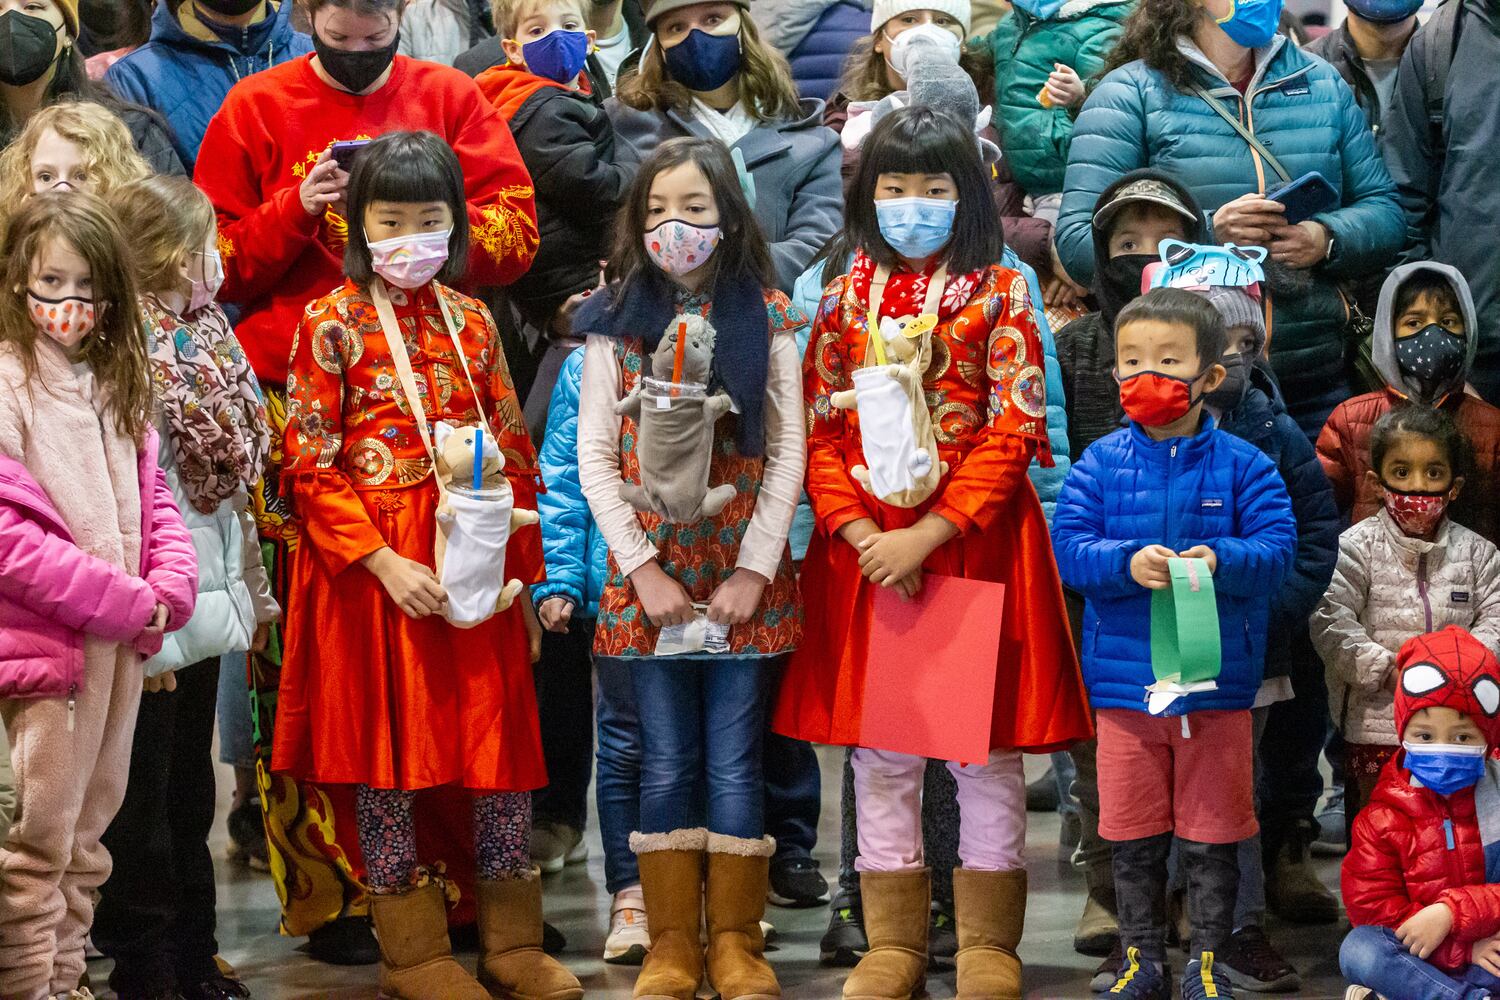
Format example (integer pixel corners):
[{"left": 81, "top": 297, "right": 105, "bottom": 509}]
[
  {"left": 521, "top": 29, "right": 591, "bottom": 84},
  {"left": 1344, "top": 0, "right": 1422, "bottom": 21},
  {"left": 1403, "top": 741, "right": 1488, "bottom": 796},
  {"left": 1215, "top": 0, "right": 1284, "bottom": 49},
  {"left": 661, "top": 28, "right": 742, "bottom": 92},
  {"left": 875, "top": 196, "right": 957, "bottom": 261}
]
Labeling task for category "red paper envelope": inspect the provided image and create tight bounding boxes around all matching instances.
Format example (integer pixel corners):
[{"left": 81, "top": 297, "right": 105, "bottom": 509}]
[{"left": 859, "top": 575, "right": 1006, "bottom": 765}]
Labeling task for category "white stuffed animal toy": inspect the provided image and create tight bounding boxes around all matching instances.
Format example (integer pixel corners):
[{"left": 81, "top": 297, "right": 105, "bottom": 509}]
[
  {"left": 432, "top": 421, "right": 539, "bottom": 626},
  {"left": 830, "top": 313, "right": 949, "bottom": 508}
]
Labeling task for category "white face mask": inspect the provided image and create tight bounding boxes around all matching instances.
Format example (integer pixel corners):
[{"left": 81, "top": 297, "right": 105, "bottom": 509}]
[
  {"left": 188, "top": 248, "right": 225, "bottom": 313},
  {"left": 885, "top": 22, "right": 962, "bottom": 80},
  {"left": 366, "top": 228, "right": 453, "bottom": 290}
]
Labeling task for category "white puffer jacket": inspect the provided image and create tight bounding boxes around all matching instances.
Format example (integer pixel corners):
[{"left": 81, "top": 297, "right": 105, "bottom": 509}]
[
  {"left": 1312, "top": 509, "right": 1500, "bottom": 746},
  {"left": 143, "top": 415, "right": 277, "bottom": 677}
]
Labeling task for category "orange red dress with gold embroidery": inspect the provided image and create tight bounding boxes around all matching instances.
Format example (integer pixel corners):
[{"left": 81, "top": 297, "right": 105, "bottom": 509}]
[
  {"left": 195, "top": 54, "right": 539, "bottom": 384},
  {"left": 772, "top": 255, "right": 1093, "bottom": 754},
  {"left": 272, "top": 280, "right": 546, "bottom": 792}
]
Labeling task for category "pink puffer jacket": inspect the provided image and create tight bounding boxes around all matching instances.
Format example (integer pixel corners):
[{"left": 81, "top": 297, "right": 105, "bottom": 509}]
[{"left": 0, "top": 428, "right": 198, "bottom": 699}]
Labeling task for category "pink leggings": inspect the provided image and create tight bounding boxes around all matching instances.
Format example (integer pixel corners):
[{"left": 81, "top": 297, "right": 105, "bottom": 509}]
[
  {"left": 355, "top": 785, "right": 532, "bottom": 891},
  {"left": 851, "top": 747, "right": 1026, "bottom": 873}
]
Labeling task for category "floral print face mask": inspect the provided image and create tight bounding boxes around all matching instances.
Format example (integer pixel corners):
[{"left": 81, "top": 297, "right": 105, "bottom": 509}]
[{"left": 644, "top": 219, "right": 721, "bottom": 277}]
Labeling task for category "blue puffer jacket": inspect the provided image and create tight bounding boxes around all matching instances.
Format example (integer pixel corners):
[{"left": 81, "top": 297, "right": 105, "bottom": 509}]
[
  {"left": 533, "top": 347, "right": 609, "bottom": 618},
  {"left": 1052, "top": 417, "right": 1297, "bottom": 714},
  {"left": 106, "top": 1, "right": 312, "bottom": 172},
  {"left": 785, "top": 0, "right": 871, "bottom": 103},
  {"left": 1057, "top": 36, "right": 1403, "bottom": 435},
  {"left": 787, "top": 245, "right": 1071, "bottom": 557}
]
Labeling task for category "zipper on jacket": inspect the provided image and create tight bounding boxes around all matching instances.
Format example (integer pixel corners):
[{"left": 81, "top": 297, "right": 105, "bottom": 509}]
[
  {"left": 1164, "top": 443, "right": 1178, "bottom": 545},
  {"left": 1419, "top": 553, "right": 1433, "bottom": 632},
  {"left": 67, "top": 683, "right": 76, "bottom": 733}
]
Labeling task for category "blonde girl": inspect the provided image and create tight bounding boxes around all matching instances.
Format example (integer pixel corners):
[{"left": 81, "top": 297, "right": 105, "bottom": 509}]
[
  {"left": 0, "top": 99, "right": 150, "bottom": 200},
  {"left": 0, "top": 191, "right": 196, "bottom": 1000}
]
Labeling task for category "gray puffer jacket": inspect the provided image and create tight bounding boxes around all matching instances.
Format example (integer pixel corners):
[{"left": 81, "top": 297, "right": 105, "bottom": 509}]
[{"left": 1313, "top": 508, "right": 1500, "bottom": 746}]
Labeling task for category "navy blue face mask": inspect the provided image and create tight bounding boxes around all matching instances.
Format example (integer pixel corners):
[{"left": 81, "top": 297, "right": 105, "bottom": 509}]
[
  {"left": 1403, "top": 741, "right": 1487, "bottom": 796},
  {"left": 521, "top": 29, "right": 590, "bottom": 84},
  {"left": 662, "top": 29, "right": 741, "bottom": 92}
]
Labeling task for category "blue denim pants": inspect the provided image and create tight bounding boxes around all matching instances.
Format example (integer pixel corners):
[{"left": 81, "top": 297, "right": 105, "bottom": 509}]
[
  {"left": 596, "top": 657, "right": 643, "bottom": 895},
  {"left": 620, "top": 655, "right": 770, "bottom": 841},
  {"left": 1341, "top": 924, "right": 1500, "bottom": 1000},
  {"left": 215, "top": 653, "right": 256, "bottom": 770}
]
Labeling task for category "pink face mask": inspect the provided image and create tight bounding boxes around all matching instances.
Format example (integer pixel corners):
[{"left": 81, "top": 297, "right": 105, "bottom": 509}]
[
  {"left": 366, "top": 228, "right": 452, "bottom": 289},
  {"left": 643, "top": 219, "right": 721, "bottom": 277},
  {"left": 28, "top": 291, "right": 96, "bottom": 348}
]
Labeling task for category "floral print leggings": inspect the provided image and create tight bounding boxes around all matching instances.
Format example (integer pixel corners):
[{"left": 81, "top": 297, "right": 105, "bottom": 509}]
[{"left": 355, "top": 785, "right": 533, "bottom": 892}]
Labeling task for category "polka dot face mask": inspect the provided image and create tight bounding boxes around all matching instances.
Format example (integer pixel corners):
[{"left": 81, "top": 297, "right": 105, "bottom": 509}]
[{"left": 28, "top": 290, "right": 96, "bottom": 348}]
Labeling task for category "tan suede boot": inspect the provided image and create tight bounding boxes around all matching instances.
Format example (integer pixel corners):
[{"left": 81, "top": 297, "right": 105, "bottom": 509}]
[
  {"left": 705, "top": 834, "right": 781, "bottom": 1000},
  {"left": 842, "top": 868, "right": 930, "bottom": 1000},
  {"left": 369, "top": 881, "right": 489, "bottom": 1000},
  {"left": 475, "top": 872, "right": 584, "bottom": 1000},
  {"left": 632, "top": 829, "right": 708, "bottom": 1000},
  {"left": 953, "top": 867, "right": 1026, "bottom": 1000}
]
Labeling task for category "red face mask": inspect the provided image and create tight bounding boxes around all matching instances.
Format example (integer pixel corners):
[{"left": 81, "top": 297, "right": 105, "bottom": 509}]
[
  {"left": 1117, "top": 370, "right": 1201, "bottom": 427},
  {"left": 1382, "top": 484, "right": 1452, "bottom": 538}
]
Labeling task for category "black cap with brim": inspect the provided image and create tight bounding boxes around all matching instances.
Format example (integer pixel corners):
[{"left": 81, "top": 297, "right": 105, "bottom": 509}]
[{"left": 1092, "top": 177, "right": 1199, "bottom": 235}]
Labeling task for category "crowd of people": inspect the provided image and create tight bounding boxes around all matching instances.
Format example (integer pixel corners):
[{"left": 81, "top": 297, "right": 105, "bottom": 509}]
[{"left": 0, "top": 0, "right": 1496, "bottom": 999}]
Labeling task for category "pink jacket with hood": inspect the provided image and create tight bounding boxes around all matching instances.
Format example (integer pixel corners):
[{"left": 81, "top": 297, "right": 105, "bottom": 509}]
[{"left": 0, "top": 427, "right": 197, "bottom": 699}]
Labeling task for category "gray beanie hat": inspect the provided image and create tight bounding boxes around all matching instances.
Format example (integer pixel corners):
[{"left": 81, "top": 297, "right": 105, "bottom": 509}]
[{"left": 1203, "top": 285, "right": 1266, "bottom": 354}]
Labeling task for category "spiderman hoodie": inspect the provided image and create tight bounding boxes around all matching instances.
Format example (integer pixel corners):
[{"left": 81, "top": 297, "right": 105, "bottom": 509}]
[{"left": 1343, "top": 626, "right": 1500, "bottom": 972}]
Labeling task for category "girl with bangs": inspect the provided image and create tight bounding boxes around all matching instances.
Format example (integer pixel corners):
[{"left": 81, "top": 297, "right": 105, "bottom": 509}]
[
  {"left": 772, "top": 106, "right": 1091, "bottom": 1000},
  {"left": 608, "top": 0, "right": 842, "bottom": 293},
  {"left": 273, "top": 131, "right": 579, "bottom": 1000}
]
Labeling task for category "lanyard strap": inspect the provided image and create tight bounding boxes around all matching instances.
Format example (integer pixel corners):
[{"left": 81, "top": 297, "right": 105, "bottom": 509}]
[
  {"left": 1190, "top": 83, "right": 1293, "bottom": 186},
  {"left": 865, "top": 263, "right": 947, "bottom": 367},
  {"left": 369, "top": 279, "right": 492, "bottom": 498}
]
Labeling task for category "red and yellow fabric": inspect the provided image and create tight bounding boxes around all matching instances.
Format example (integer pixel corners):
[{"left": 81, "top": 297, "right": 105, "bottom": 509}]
[
  {"left": 772, "top": 253, "right": 1092, "bottom": 754},
  {"left": 194, "top": 54, "right": 538, "bottom": 383},
  {"left": 272, "top": 279, "right": 545, "bottom": 792}
]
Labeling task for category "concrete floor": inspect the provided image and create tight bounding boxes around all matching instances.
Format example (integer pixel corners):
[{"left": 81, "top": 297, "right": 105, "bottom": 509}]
[{"left": 100, "top": 751, "right": 1352, "bottom": 999}]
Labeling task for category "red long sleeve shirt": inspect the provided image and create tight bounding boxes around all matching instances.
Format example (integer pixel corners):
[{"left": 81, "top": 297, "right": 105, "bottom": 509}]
[{"left": 195, "top": 54, "right": 539, "bottom": 383}]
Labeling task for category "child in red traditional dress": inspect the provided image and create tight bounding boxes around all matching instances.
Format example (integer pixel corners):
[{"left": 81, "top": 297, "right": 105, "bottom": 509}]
[
  {"left": 272, "top": 131, "right": 580, "bottom": 1000},
  {"left": 772, "top": 106, "right": 1092, "bottom": 1000}
]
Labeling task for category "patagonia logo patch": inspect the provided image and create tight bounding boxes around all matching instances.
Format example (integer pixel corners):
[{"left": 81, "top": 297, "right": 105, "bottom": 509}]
[
  {"left": 1454, "top": 591, "right": 1472, "bottom": 604},
  {"left": 1283, "top": 83, "right": 1311, "bottom": 96},
  {"left": 1202, "top": 498, "right": 1224, "bottom": 509}
]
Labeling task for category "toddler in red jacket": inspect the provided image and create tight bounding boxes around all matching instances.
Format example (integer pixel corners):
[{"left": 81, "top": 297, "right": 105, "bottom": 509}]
[{"left": 1341, "top": 625, "right": 1500, "bottom": 1000}]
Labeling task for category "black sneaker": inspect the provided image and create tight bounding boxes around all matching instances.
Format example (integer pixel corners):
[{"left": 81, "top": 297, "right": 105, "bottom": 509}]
[
  {"left": 1026, "top": 766, "right": 1060, "bottom": 812},
  {"left": 226, "top": 798, "right": 270, "bottom": 872},
  {"left": 768, "top": 855, "right": 829, "bottom": 907},
  {"left": 179, "top": 974, "right": 251, "bottom": 1000},
  {"left": 304, "top": 915, "right": 379, "bottom": 966},
  {"left": 1219, "top": 926, "right": 1300, "bottom": 993},
  {"left": 929, "top": 903, "right": 957, "bottom": 963},
  {"left": 820, "top": 891, "right": 867, "bottom": 967}
]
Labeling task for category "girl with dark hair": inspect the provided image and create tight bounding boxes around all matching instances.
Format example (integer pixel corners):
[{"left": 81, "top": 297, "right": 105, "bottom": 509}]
[
  {"left": 773, "top": 106, "right": 1091, "bottom": 1000},
  {"left": 194, "top": 0, "right": 541, "bottom": 956},
  {"left": 0, "top": 0, "right": 182, "bottom": 173},
  {"left": 573, "top": 135, "right": 807, "bottom": 1000},
  {"left": 273, "top": 131, "right": 581, "bottom": 1000},
  {"left": 608, "top": 0, "right": 842, "bottom": 293}
]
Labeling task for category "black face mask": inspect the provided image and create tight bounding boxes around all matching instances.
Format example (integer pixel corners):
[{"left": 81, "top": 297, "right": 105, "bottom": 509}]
[
  {"left": 1097, "top": 253, "right": 1156, "bottom": 325},
  {"left": 313, "top": 30, "right": 399, "bottom": 93},
  {"left": 1395, "top": 323, "right": 1466, "bottom": 403},
  {"left": 0, "top": 10, "right": 61, "bottom": 87},
  {"left": 1204, "top": 350, "right": 1251, "bottom": 414},
  {"left": 195, "top": 0, "right": 267, "bottom": 17}
]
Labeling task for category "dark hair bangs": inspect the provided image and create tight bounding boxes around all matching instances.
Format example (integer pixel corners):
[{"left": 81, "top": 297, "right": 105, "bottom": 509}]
[
  {"left": 344, "top": 130, "right": 469, "bottom": 286},
  {"left": 1116, "top": 287, "right": 1228, "bottom": 365}
]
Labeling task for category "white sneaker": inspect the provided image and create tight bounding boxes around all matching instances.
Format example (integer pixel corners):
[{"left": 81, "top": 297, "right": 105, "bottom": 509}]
[
  {"left": 1342, "top": 988, "right": 1377, "bottom": 1000},
  {"left": 604, "top": 886, "right": 650, "bottom": 965}
]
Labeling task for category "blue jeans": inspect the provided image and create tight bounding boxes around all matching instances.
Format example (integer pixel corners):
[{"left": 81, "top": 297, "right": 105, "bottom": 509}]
[
  {"left": 1341, "top": 924, "right": 1500, "bottom": 1000},
  {"left": 216, "top": 653, "right": 256, "bottom": 769},
  {"left": 626, "top": 655, "right": 770, "bottom": 840},
  {"left": 596, "top": 657, "right": 643, "bottom": 895}
]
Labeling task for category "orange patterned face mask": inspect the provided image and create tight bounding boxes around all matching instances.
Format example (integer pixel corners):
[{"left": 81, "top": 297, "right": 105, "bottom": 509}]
[{"left": 28, "top": 290, "right": 95, "bottom": 348}]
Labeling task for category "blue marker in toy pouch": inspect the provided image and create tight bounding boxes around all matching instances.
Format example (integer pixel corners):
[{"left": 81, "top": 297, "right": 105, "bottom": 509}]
[
  {"left": 1143, "top": 239, "right": 1267, "bottom": 298},
  {"left": 473, "top": 426, "right": 484, "bottom": 490}
]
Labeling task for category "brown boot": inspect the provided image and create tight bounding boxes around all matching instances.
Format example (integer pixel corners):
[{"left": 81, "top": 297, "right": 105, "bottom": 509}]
[
  {"left": 705, "top": 834, "right": 781, "bottom": 1000},
  {"left": 953, "top": 868, "right": 1025, "bottom": 1000},
  {"left": 475, "top": 871, "right": 584, "bottom": 1000},
  {"left": 370, "top": 881, "right": 489, "bottom": 1000},
  {"left": 842, "top": 868, "right": 930, "bottom": 1000},
  {"left": 632, "top": 829, "right": 708, "bottom": 1000}
]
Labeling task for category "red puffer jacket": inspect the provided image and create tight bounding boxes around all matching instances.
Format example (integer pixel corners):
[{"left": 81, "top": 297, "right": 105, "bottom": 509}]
[{"left": 1343, "top": 753, "right": 1500, "bottom": 972}]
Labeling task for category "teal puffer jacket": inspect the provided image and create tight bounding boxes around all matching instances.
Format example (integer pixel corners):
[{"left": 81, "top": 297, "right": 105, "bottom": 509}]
[
  {"left": 981, "top": 0, "right": 1133, "bottom": 198},
  {"left": 1057, "top": 37, "right": 1403, "bottom": 432}
]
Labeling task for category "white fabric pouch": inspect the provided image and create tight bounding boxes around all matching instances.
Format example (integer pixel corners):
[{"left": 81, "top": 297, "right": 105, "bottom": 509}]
[
  {"left": 438, "top": 485, "right": 514, "bottom": 628},
  {"left": 851, "top": 366, "right": 929, "bottom": 499}
]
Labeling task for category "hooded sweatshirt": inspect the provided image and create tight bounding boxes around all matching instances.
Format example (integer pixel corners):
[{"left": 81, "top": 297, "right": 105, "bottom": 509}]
[
  {"left": 1053, "top": 168, "right": 1206, "bottom": 460},
  {"left": 1317, "top": 261, "right": 1500, "bottom": 543}
]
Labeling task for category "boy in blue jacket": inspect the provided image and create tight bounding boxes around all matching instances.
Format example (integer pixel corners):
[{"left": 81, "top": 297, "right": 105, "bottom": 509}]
[{"left": 1052, "top": 288, "right": 1298, "bottom": 1000}]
